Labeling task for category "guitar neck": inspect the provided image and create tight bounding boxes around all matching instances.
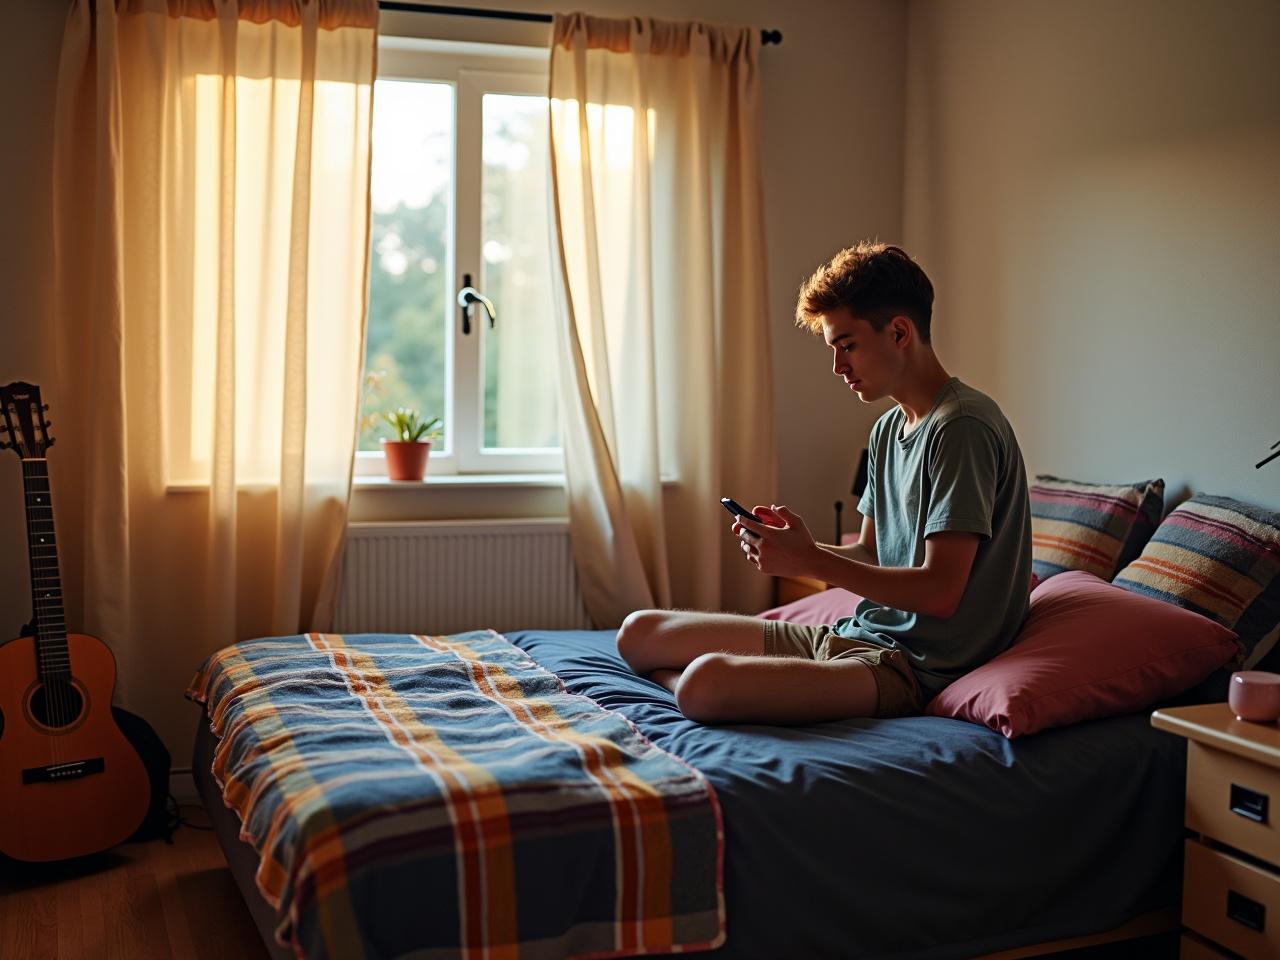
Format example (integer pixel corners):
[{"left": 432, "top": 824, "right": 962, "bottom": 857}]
[{"left": 21, "top": 457, "right": 69, "bottom": 680}]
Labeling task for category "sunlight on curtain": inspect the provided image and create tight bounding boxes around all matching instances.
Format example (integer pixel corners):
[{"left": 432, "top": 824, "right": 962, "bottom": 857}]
[
  {"left": 181, "top": 71, "right": 370, "bottom": 484},
  {"left": 549, "top": 100, "right": 661, "bottom": 446},
  {"left": 548, "top": 14, "right": 776, "bottom": 624},
  {"left": 52, "top": 0, "right": 376, "bottom": 756}
]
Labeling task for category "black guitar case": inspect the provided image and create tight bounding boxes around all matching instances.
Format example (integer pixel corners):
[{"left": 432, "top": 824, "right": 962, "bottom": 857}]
[{"left": 111, "top": 705, "right": 174, "bottom": 842}]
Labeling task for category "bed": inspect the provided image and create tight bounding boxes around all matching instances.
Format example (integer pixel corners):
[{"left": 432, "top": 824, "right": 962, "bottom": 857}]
[{"left": 189, "top": 625, "right": 1188, "bottom": 960}]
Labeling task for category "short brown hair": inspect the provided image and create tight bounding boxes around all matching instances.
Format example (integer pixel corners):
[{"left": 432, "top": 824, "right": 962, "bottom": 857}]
[{"left": 795, "top": 242, "right": 935, "bottom": 343}]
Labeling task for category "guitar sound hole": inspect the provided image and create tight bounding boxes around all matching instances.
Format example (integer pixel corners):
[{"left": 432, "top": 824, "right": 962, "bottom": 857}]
[{"left": 31, "top": 680, "right": 85, "bottom": 729}]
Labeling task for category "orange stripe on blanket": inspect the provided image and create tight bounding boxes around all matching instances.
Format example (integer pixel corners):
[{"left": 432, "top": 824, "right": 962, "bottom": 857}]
[
  {"left": 311, "top": 633, "right": 519, "bottom": 960},
  {"left": 195, "top": 649, "right": 328, "bottom": 911},
  {"left": 421, "top": 633, "right": 678, "bottom": 954},
  {"left": 419, "top": 633, "right": 648, "bottom": 953}
]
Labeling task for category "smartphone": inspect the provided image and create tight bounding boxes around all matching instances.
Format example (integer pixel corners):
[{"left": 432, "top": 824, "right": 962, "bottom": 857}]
[{"left": 720, "top": 497, "right": 757, "bottom": 521}]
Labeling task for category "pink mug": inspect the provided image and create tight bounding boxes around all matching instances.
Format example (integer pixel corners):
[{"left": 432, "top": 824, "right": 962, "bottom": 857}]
[{"left": 1228, "top": 671, "right": 1280, "bottom": 723}]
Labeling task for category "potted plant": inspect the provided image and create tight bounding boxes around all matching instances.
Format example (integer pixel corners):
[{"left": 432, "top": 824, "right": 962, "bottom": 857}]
[{"left": 380, "top": 407, "right": 442, "bottom": 481}]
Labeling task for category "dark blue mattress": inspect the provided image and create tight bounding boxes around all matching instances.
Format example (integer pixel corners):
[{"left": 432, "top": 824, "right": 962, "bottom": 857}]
[{"left": 508, "top": 629, "right": 1186, "bottom": 960}]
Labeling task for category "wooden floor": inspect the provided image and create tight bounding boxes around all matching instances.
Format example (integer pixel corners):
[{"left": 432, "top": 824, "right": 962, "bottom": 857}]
[{"left": 0, "top": 807, "right": 268, "bottom": 960}]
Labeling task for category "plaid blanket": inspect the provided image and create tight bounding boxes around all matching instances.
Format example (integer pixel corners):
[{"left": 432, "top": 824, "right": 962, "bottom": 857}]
[{"left": 186, "top": 631, "right": 725, "bottom": 960}]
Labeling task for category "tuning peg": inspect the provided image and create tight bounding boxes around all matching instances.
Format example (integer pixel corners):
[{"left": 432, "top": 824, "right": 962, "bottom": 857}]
[
  {"left": 47, "top": 437, "right": 56, "bottom": 447},
  {"left": 42, "top": 404, "right": 49, "bottom": 411}
]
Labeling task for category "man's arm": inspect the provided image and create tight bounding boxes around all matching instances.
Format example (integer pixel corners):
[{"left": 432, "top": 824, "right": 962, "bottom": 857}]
[
  {"left": 808, "top": 531, "right": 979, "bottom": 619},
  {"left": 815, "top": 513, "right": 877, "bottom": 567},
  {"left": 736, "top": 507, "right": 978, "bottom": 619}
]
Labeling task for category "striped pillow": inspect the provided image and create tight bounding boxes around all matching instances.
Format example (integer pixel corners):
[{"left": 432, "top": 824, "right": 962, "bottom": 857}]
[
  {"left": 1030, "top": 475, "right": 1165, "bottom": 582},
  {"left": 1113, "top": 495, "right": 1280, "bottom": 661}
]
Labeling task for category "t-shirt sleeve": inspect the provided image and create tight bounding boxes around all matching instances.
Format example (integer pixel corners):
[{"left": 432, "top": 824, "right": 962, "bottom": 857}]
[
  {"left": 856, "top": 423, "right": 878, "bottom": 518},
  {"left": 923, "top": 416, "right": 999, "bottom": 538}
]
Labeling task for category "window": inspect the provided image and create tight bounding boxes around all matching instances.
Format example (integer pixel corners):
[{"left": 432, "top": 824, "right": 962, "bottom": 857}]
[{"left": 357, "top": 39, "right": 560, "bottom": 477}]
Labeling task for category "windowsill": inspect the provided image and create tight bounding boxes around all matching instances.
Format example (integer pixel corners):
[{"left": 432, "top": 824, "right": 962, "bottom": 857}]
[
  {"left": 354, "top": 472, "right": 565, "bottom": 489},
  {"left": 165, "top": 473, "right": 566, "bottom": 494},
  {"left": 167, "top": 474, "right": 693, "bottom": 494}
]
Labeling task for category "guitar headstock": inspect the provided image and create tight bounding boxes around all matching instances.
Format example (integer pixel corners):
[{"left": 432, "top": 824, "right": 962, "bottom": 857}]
[{"left": 0, "top": 381, "right": 55, "bottom": 460}]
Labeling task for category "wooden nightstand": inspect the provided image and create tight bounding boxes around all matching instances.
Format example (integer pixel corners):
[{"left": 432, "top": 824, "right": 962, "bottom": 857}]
[
  {"left": 1151, "top": 703, "right": 1280, "bottom": 958},
  {"left": 773, "top": 574, "right": 828, "bottom": 606}
]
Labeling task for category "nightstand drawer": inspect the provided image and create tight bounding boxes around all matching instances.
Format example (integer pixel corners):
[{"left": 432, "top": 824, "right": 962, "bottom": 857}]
[
  {"left": 1187, "top": 741, "right": 1280, "bottom": 863},
  {"left": 1183, "top": 840, "right": 1280, "bottom": 958}
]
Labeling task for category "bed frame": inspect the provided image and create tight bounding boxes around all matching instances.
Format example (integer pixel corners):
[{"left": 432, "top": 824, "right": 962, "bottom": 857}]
[
  {"left": 192, "top": 716, "right": 1179, "bottom": 960},
  {"left": 194, "top": 719, "right": 293, "bottom": 960}
]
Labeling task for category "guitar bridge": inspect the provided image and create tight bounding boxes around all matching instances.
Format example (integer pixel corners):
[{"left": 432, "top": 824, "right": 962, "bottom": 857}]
[{"left": 22, "top": 757, "right": 105, "bottom": 784}]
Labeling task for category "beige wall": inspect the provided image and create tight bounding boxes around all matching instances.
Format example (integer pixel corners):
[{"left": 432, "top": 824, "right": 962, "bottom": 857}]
[
  {"left": 0, "top": 4, "right": 63, "bottom": 640},
  {"left": 905, "top": 0, "right": 1280, "bottom": 511}
]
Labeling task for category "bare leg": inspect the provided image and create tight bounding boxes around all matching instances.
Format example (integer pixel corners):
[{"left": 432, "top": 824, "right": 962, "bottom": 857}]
[
  {"left": 615, "top": 609, "right": 767, "bottom": 677},
  {"left": 675, "top": 654, "right": 878, "bottom": 725},
  {"left": 617, "top": 611, "right": 879, "bottom": 723}
]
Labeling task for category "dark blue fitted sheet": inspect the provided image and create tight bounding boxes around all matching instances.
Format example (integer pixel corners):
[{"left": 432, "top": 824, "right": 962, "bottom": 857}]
[{"left": 508, "top": 629, "right": 1186, "bottom": 960}]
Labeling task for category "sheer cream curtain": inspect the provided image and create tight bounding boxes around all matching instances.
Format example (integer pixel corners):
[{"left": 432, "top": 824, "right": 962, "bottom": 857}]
[
  {"left": 548, "top": 13, "right": 777, "bottom": 626},
  {"left": 52, "top": 0, "right": 376, "bottom": 752}
]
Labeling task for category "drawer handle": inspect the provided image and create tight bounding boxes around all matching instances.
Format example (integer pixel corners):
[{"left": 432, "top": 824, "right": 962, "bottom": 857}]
[
  {"left": 1227, "top": 890, "right": 1265, "bottom": 932},
  {"left": 1230, "top": 783, "right": 1269, "bottom": 824}
]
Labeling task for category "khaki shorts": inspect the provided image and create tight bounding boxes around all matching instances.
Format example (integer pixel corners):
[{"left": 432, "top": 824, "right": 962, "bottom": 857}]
[{"left": 762, "top": 620, "right": 925, "bottom": 719}]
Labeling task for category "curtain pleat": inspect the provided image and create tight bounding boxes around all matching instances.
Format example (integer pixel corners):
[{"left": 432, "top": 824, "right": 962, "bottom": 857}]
[{"left": 548, "top": 13, "right": 777, "bottom": 626}]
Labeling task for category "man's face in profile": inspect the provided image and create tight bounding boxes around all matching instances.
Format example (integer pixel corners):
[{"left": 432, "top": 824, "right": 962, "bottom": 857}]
[{"left": 821, "top": 307, "right": 906, "bottom": 404}]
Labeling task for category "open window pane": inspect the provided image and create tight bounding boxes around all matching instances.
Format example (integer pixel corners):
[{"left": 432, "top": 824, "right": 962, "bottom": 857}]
[
  {"left": 359, "top": 79, "right": 453, "bottom": 452},
  {"left": 480, "top": 93, "right": 559, "bottom": 450}
]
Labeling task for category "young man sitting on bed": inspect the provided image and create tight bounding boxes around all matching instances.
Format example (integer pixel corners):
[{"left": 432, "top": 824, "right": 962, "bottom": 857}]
[{"left": 616, "top": 242, "right": 1032, "bottom": 725}]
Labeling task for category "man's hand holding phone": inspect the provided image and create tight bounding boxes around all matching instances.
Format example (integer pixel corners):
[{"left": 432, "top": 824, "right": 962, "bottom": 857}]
[
  {"left": 721, "top": 497, "right": 818, "bottom": 578},
  {"left": 721, "top": 497, "right": 776, "bottom": 540}
]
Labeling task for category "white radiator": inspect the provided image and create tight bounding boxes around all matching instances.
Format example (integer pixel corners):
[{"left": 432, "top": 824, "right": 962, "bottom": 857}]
[{"left": 333, "top": 519, "right": 592, "bottom": 635}]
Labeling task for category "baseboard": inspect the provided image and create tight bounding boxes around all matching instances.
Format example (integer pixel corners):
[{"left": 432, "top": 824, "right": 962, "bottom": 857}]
[{"left": 170, "top": 766, "right": 199, "bottom": 805}]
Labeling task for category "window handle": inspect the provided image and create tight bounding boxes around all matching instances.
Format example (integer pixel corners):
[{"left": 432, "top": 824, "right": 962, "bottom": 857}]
[{"left": 457, "top": 275, "right": 496, "bottom": 334}]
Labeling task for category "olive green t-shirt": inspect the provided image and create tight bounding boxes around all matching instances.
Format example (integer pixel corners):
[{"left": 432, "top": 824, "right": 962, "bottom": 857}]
[{"left": 833, "top": 378, "right": 1032, "bottom": 698}]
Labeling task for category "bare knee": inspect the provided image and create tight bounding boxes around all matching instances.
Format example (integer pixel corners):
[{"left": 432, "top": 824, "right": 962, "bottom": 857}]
[
  {"left": 616, "top": 609, "right": 669, "bottom": 670},
  {"left": 675, "top": 652, "right": 736, "bottom": 724}
]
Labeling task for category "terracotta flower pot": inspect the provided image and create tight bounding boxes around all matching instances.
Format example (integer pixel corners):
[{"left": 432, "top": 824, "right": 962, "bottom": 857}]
[{"left": 381, "top": 439, "right": 431, "bottom": 481}]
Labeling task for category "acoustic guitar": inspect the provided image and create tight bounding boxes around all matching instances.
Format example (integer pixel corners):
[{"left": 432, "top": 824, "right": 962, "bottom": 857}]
[{"left": 0, "top": 381, "right": 148, "bottom": 861}]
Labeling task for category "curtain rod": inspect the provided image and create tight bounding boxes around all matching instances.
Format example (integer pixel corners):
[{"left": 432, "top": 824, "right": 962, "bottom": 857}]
[{"left": 377, "top": 3, "right": 783, "bottom": 45}]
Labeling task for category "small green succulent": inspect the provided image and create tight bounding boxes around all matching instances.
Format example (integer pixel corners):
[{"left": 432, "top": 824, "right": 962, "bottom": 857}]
[{"left": 382, "top": 408, "right": 442, "bottom": 443}]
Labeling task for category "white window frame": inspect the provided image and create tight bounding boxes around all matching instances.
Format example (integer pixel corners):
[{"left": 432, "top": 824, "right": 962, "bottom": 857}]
[{"left": 356, "top": 37, "right": 560, "bottom": 478}]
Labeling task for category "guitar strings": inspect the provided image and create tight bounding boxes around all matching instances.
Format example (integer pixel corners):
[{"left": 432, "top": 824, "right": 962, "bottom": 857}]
[
  {"left": 25, "top": 455, "right": 65, "bottom": 764},
  {"left": 42, "top": 459, "right": 69, "bottom": 736},
  {"left": 23, "top": 457, "right": 57, "bottom": 766},
  {"left": 14, "top": 410, "right": 61, "bottom": 767},
  {"left": 30, "top": 458, "right": 63, "bottom": 760}
]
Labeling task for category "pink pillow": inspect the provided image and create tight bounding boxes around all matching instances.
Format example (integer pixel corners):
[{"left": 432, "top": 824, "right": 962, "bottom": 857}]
[
  {"left": 758, "top": 588, "right": 863, "bottom": 625},
  {"left": 926, "top": 570, "right": 1241, "bottom": 738}
]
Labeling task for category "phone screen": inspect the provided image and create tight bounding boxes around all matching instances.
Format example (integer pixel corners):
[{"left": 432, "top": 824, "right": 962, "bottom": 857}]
[{"left": 720, "top": 497, "right": 756, "bottom": 520}]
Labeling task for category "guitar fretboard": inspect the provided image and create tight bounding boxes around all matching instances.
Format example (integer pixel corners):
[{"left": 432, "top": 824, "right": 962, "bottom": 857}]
[{"left": 22, "top": 457, "right": 69, "bottom": 680}]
